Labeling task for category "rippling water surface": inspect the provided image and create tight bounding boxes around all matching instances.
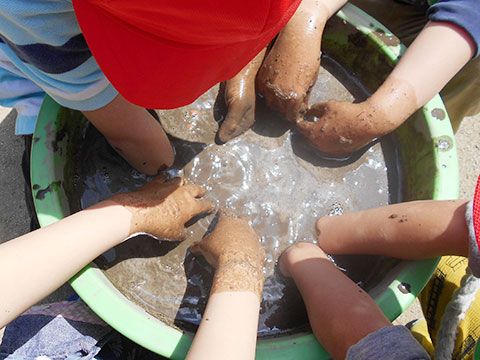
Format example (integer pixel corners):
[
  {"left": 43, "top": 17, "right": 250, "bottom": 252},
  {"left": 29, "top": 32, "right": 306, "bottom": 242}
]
[{"left": 69, "top": 57, "right": 401, "bottom": 335}]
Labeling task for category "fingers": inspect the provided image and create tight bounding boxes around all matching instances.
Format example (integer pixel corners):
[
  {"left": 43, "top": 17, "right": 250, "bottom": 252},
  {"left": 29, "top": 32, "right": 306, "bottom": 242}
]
[
  {"left": 295, "top": 102, "right": 331, "bottom": 133},
  {"left": 217, "top": 209, "right": 231, "bottom": 222},
  {"left": 141, "top": 175, "right": 181, "bottom": 193},
  {"left": 183, "top": 183, "right": 215, "bottom": 216},
  {"left": 219, "top": 89, "right": 256, "bottom": 143},
  {"left": 218, "top": 48, "right": 264, "bottom": 143},
  {"left": 295, "top": 120, "right": 322, "bottom": 148},
  {"left": 295, "top": 119, "right": 316, "bottom": 133},
  {"left": 218, "top": 110, "right": 254, "bottom": 143},
  {"left": 306, "top": 102, "right": 329, "bottom": 118},
  {"left": 190, "top": 241, "right": 201, "bottom": 254},
  {"left": 176, "top": 228, "right": 188, "bottom": 242},
  {"left": 316, "top": 214, "right": 363, "bottom": 254},
  {"left": 218, "top": 113, "right": 239, "bottom": 143},
  {"left": 194, "top": 198, "right": 216, "bottom": 216},
  {"left": 184, "top": 183, "right": 206, "bottom": 198},
  {"left": 214, "top": 210, "right": 247, "bottom": 233},
  {"left": 149, "top": 173, "right": 170, "bottom": 184}
]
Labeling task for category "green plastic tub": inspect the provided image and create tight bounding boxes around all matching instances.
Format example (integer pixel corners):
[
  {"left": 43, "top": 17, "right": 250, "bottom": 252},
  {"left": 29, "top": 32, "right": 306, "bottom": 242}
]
[{"left": 31, "top": 4, "right": 459, "bottom": 359}]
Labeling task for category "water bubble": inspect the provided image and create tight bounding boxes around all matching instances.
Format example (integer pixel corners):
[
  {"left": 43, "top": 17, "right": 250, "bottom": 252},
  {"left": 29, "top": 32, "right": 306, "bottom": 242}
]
[{"left": 328, "top": 201, "right": 344, "bottom": 216}]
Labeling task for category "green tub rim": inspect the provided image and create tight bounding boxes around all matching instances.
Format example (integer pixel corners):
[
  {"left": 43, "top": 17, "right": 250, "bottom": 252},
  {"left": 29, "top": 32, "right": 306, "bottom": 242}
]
[{"left": 31, "top": 3, "right": 459, "bottom": 359}]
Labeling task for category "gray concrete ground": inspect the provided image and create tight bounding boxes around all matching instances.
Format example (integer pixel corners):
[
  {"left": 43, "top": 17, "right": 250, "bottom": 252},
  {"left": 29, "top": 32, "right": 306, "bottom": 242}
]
[
  {"left": 0, "top": 107, "right": 73, "bottom": 341},
  {"left": 0, "top": 105, "right": 479, "bottom": 340}
]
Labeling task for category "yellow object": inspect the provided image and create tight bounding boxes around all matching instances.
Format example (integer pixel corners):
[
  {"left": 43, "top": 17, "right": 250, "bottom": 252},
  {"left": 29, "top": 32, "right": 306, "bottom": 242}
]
[
  {"left": 418, "top": 256, "right": 480, "bottom": 360},
  {"left": 410, "top": 319, "right": 435, "bottom": 358}
]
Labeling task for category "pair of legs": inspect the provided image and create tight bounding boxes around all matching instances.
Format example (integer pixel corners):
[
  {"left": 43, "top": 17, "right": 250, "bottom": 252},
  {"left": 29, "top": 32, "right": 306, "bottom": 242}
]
[{"left": 83, "top": 94, "right": 174, "bottom": 175}]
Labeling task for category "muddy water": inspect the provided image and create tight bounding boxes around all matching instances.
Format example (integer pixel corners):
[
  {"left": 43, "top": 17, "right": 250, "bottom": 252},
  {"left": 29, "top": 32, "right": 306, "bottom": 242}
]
[{"left": 68, "top": 54, "right": 401, "bottom": 336}]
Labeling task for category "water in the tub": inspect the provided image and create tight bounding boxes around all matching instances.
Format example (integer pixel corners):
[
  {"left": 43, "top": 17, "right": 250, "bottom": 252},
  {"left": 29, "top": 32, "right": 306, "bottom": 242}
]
[{"left": 67, "top": 54, "right": 401, "bottom": 336}]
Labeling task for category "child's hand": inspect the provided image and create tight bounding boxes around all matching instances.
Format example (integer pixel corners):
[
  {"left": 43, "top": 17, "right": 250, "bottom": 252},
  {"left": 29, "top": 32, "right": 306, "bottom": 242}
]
[
  {"left": 111, "top": 176, "right": 214, "bottom": 240},
  {"left": 256, "top": 0, "right": 326, "bottom": 123},
  {"left": 191, "top": 211, "right": 265, "bottom": 270},
  {"left": 295, "top": 101, "right": 391, "bottom": 156},
  {"left": 191, "top": 211, "right": 266, "bottom": 297},
  {"left": 217, "top": 48, "right": 266, "bottom": 143}
]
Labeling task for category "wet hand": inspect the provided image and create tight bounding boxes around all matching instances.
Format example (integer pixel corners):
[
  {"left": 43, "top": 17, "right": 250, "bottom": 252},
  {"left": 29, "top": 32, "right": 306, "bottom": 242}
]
[
  {"left": 217, "top": 90, "right": 256, "bottom": 143},
  {"left": 111, "top": 176, "right": 215, "bottom": 240},
  {"left": 191, "top": 211, "right": 266, "bottom": 297},
  {"left": 191, "top": 211, "right": 265, "bottom": 271},
  {"left": 256, "top": 0, "right": 326, "bottom": 123},
  {"left": 295, "top": 101, "right": 388, "bottom": 156},
  {"left": 217, "top": 48, "right": 266, "bottom": 143}
]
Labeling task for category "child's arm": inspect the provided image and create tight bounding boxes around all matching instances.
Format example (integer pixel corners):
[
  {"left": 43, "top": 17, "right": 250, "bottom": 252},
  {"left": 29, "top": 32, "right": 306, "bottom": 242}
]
[
  {"left": 0, "top": 176, "right": 213, "bottom": 328},
  {"left": 82, "top": 93, "right": 174, "bottom": 175},
  {"left": 279, "top": 242, "right": 431, "bottom": 360},
  {"left": 257, "top": 0, "right": 347, "bottom": 123},
  {"left": 296, "top": 20, "right": 476, "bottom": 156},
  {"left": 279, "top": 242, "right": 391, "bottom": 359},
  {"left": 316, "top": 200, "right": 469, "bottom": 260},
  {"left": 186, "top": 212, "right": 265, "bottom": 360}
]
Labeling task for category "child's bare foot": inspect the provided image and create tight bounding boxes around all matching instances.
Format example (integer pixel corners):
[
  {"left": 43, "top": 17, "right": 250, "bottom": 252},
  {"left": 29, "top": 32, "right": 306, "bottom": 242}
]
[
  {"left": 82, "top": 94, "right": 174, "bottom": 175},
  {"left": 295, "top": 101, "right": 390, "bottom": 156},
  {"left": 191, "top": 211, "right": 265, "bottom": 297},
  {"left": 256, "top": 0, "right": 327, "bottom": 123},
  {"left": 218, "top": 49, "right": 266, "bottom": 143},
  {"left": 111, "top": 176, "right": 214, "bottom": 240}
]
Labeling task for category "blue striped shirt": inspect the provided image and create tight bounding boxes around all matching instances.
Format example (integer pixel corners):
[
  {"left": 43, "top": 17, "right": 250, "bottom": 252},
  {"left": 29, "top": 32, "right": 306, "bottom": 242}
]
[{"left": 0, "top": 0, "right": 117, "bottom": 134}]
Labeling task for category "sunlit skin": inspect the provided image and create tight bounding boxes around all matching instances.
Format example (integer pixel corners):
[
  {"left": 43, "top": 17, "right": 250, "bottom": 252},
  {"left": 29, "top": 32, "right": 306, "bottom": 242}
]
[
  {"left": 187, "top": 212, "right": 266, "bottom": 360},
  {"left": 295, "top": 21, "right": 475, "bottom": 156},
  {"left": 82, "top": 93, "right": 174, "bottom": 175},
  {"left": 257, "top": 0, "right": 345, "bottom": 122},
  {"left": 0, "top": 176, "right": 213, "bottom": 328},
  {"left": 219, "top": 48, "right": 267, "bottom": 142}
]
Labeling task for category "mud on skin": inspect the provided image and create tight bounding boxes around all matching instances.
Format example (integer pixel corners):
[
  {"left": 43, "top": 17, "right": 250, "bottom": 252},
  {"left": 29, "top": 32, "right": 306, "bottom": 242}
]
[
  {"left": 218, "top": 49, "right": 267, "bottom": 143},
  {"left": 257, "top": 0, "right": 327, "bottom": 123},
  {"left": 111, "top": 176, "right": 215, "bottom": 239},
  {"left": 191, "top": 211, "right": 266, "bottom": 299},
  {"left": 295, "top": 101, "right": 384, "bottom": 156},
  {"left": 67, "top": 55, "right": 401, "bottom": 336}
]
